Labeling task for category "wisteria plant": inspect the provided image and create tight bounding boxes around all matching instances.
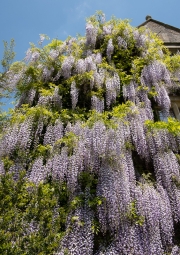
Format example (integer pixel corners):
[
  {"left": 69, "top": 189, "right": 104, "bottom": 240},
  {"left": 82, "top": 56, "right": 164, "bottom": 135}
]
[{"left": 1, "top": 11, "right": 180, "bottom": 255}]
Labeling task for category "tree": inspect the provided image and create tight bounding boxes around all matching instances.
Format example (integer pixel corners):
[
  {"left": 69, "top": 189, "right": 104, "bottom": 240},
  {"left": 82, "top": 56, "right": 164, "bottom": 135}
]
[
  {"left": 0, "top": 39, "right": 16, "bottom": 124},
  {"left": 0, "top": 12, "right": 180, "bottom": 254}
]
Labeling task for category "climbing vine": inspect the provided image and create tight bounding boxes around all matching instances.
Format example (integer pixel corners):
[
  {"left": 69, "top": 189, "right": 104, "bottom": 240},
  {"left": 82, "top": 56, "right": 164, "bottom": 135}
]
[{"left": 0, "top": 11, "right": 180, "bottom": 255}]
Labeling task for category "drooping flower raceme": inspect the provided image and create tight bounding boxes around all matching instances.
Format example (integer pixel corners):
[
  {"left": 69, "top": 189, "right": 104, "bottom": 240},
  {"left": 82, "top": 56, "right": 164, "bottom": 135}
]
[
  {"left": 107, "top": 38, "right": 114, "bottom": 62},
  {"left": 70, "top": 81, "right": 79, "bottom": 109},
  {"left": 86, "top": 22, "right": 97, "bottom": 48},
  {"left": 61, "top": 56, "right": 75, "bottom": 78},
  {"left": 1, "top": 12, "right": 180, "bottom": 255}
]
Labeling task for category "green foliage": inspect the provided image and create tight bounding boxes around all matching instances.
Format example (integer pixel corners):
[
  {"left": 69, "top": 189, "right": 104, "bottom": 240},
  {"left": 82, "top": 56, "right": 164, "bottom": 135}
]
[
  {"left": 171, "top": 174, "right": 180, "bottom": 188},
  {"left": 82, "top": 102, "right": 133, "bottom": 130},
  {"left": 70, "top": 196, "right": 83, "bottom": 210},
  {"left": 45, "top": 39, "right": 63, "bottom": 50},
  {"left": 78, "top": 171, "right": 105, "bottom": 211},
  {"left": 35, "top": 144, "right": 52, "bottom": 157},
  {"left": 1, "top": 156, "right": 14, "bottom": 171},
  {"left": 126, "top": 200, "right": 145, "bottom": 226},
  {"left": 1, "top": 39, "right": 15, "bottom": 72},
  {"left": 78, "top": 172, "right": 98, "bottom": 191},
  {"left": 164, "top": 54, "right": 180, "bottom": 72},
  {"left": 56, "top": 131, "right": 79, "bottom": 155},
  {"left": 0, "top": 171, "right": 69, "bottom": 255},
  {"left": 1, "top": 11, "right": 180, "bottom": 254},
  {"left": 0, "top": 39, "right": 16, "bottom": 112},
  {"left": 0, "top": 111, "right": 9, "bottom": 133},
  {"left": 10, "top": 104, "right": 59, "bottom": 125},
  {"left": 58, "top": 108, "right": 87, "bottom": 124},
  {"left": 145, "top": 117, "right": 180, "bottom": 136},
  {"left": 91, "top": 219, "right": 100, "bottom": 234}
]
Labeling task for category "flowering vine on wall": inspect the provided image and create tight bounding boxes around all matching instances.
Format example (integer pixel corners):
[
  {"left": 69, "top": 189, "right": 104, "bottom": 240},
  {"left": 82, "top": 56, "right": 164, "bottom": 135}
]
[{"left": 1, "top": 11, "right": 180, "bottom": 255}]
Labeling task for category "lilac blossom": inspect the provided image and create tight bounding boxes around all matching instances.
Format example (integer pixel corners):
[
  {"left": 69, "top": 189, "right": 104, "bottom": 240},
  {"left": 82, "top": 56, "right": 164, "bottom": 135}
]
[
  {"left": 76, "top": 59, "right": 86, "bottom": 74},
  {"left": 33, "top": 118, "right": 44, "bottom": 149},
  {"left": 24, "top": 49, "right": 40, "bottom": 63},
  {"left": 129, "top": 112, "right": 149, "bottom": 160},
  {"left": 52, "top": 87, "right": 62, "bottom": 108},
  {"left": 103, "top": 25, "right": 112, "bottom": 35},
  {"left": 39, "top": 34, "right": 46, "bottom": 44},
  {"left": 28, "top": 89, "right": 37, "bottom": 105},
  {"left": 0, "top": 161, "right": 5, "bottom": 175},
  {"left": 49, "top": 49, "right": 59, "bottom": 59},
  {"left": 153, "top": 151, "right": 180, "bottom": 221},
  {"left": 123, "top": 81, "right": 136, "bottom": 102},
  {"left": 66, "top": 37, "right": 77, "bottom": 54},
  {"left": 58, "top": 206, "right": 94, "bottom": 255},
  {"left": 86, "top": 22, "right": 97, "bottom": 48},
  {"left": 29, "top": 157, "right": 46, "bottom": 184},
  {"left": 53, "top": 69, "right": 61, "bottom": 81},
  {"left": 107, "top": 39, "right": 114, "bottom": 61},
  {"left": 15, "top": 88, "right": 36, "bottom": 108},
  {"left": 93, "top": 68, "right": 105, "bottom": 88},
  {"left": 61, "top": 56, "right": 75, "bottom": 78},
  {"left": 91, "top": 95, "right": 104, "bottom": 113},
  {"left": 44, "top": 119, "right": 63, "bottom": 146},
  {"left": 141, "top": 61, "right": 171, "bottom": 88},
  {"left": 133, "top": 30, "right": 148, "bottom": 48},
  {"left": 94, "top": 52, "right": 102, "bottom": 64},
  {"left": 85, "top": 56, "right": 97, "bottom": 72},
  {"left": 1, "top": 17, "right": 180, "bottom": 254},
  {"left": 117, "top": 36, "right": 127, "bottom": 49},
  {"left": 154, "top": 85, "right": 171, "bottom": 115},
  {"left": 51, "top": 148, "right": 68, "bottom": 181},
  {"left": 70, "top": 81, "right": 79, "bottom": 109},
  {"left": 105, "top": 76, "right": 119, "bottom": 107},
  {"left": 42, "top": 66, "right": 54, "bottom": 82},
  {"left": 171, "top": 246, "right": 180, "bottom": 255},
  {"left": 38, "top": 95, "right": 52, "bottom": 106},
  {"left": 6, "top": 70, "right": 23, "bottom": 89}
]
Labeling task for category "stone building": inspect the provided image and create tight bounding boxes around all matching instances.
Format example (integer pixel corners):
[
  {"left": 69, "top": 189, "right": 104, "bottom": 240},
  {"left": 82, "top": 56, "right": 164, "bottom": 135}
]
[
  {"left": 138, "top": 15, "right": 180, "bottom": 54},
  {"left": 138, "top": 16, "right": 180, "bottom": 121}
]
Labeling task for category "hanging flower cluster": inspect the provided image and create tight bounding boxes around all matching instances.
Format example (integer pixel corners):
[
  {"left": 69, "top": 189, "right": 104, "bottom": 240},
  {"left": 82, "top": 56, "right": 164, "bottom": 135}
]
[
  {"left": 86, "top": 22, "right": 98, "bottom": 48},
  {"left": 61, "top": 55, "right": 75, "bottom": 78},
  {"left": 1, "top": 12, "right": 180, "bottom": 255},
  {"left": 25, "top": 48, "right": 40, "bottom": 63},
  {"left": 107, "top": 38, "right": 114, "bottom": 62},
  {"left": 91, "top": 95, "right": 104, "bottom": 112}
]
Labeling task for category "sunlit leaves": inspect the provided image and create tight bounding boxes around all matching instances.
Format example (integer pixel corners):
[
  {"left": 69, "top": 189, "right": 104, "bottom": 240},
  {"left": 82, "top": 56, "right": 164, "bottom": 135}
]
[
  {"left": 0, "top": 11, "right": 180, "bottom": 255},
  {"left": 0, "top": 172, "right": 68, "bottom": 255}
]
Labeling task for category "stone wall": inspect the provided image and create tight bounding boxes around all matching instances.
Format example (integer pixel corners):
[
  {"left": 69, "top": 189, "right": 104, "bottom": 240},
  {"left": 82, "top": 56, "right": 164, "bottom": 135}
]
[{"left": 144, "top": 20, "right": 180, "bottom": 43}]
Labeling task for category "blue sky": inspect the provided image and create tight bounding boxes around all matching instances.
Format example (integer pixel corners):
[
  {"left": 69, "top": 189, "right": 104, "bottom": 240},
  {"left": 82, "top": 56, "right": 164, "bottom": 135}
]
[{"left": 1, "top": 0, "right": 180, "bottom": 110}]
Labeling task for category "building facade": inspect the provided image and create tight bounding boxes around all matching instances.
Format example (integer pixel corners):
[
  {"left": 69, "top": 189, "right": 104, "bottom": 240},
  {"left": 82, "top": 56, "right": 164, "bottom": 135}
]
[
  {"left": 138, "top": 15, "right": 180, "bottom": 54},
  {"left": 139, "top": 16, "right": 180, "bottom": 121}
]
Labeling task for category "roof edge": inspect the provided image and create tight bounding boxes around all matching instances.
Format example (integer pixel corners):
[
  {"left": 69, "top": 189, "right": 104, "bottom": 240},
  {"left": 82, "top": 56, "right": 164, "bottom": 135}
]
[{"left": 138, "top": 18, "right": 180, "bottom": 33}]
